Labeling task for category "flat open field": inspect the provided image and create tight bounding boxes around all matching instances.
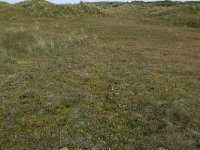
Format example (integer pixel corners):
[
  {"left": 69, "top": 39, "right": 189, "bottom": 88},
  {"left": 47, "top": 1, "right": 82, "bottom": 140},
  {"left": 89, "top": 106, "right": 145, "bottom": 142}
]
[{"left": 0, "top": 1, "right": 200, "bottom": 149}]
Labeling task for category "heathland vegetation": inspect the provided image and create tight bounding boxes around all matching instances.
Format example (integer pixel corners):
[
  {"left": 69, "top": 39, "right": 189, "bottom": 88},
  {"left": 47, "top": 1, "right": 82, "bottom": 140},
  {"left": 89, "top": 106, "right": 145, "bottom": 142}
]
[{"left": 0, "top": 0, "right": 200, "bottom": 149}]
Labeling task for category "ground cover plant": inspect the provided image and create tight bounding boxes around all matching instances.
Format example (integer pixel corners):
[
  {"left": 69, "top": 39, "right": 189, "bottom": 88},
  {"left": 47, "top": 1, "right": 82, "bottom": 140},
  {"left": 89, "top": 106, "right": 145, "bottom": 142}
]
[{"left": 0, "top": 0, "right": 200, "bottom": 149}]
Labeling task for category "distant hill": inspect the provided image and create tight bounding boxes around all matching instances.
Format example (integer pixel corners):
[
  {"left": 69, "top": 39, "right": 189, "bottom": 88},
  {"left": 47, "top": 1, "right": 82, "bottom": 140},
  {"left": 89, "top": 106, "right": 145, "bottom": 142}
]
[{"left": 0, "top": 0, "right": 199, "bottom": 27}]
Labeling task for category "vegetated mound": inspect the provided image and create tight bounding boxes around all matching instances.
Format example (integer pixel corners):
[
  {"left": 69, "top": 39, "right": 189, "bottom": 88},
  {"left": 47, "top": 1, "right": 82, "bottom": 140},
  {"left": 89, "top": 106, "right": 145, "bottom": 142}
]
[
  {"left": 0, "top": 0, "right": 200, "bottom": 27},
  {"left": 0, "top": 1, "right": 9, "bottom": 5},
  {"left": 116, "top": 1, "right": 200, "bottom": 28},
  {"left": 142, "top": 2, "right": 200, "bottom": 28},
  {"left": 14, "top": 0, "right": 106, "bottom": 17},
  {"left": 0, "top": 1, "right": 11, "bottom": 9}
]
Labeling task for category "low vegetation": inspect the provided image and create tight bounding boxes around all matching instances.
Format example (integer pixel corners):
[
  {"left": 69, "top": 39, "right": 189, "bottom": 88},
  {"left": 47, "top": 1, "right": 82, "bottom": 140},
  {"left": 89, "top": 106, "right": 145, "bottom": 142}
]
[{"left": 0, "top": 0, "right": 200, "bottom": 149}]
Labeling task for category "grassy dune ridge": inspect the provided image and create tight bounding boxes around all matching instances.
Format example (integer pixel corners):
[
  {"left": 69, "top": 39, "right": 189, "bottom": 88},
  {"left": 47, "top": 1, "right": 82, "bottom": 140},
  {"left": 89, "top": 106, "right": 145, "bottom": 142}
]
[{"left": 0, "top": 0, "right": 200, "bottom": 149}]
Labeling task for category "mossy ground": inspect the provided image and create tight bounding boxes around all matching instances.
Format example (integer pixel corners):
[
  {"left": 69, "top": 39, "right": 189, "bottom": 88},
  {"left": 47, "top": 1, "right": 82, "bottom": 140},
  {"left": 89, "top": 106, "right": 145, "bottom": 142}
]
[{"left": 0, "top": 1, "right": 200, "bottom": 149}]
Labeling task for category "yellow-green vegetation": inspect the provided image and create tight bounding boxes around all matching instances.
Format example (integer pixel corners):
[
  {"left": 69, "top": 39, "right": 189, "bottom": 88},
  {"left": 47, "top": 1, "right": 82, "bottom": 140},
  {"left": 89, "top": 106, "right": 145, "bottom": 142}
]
[{"left": 0, "top": 0, "right": 200, "bottom": 149}]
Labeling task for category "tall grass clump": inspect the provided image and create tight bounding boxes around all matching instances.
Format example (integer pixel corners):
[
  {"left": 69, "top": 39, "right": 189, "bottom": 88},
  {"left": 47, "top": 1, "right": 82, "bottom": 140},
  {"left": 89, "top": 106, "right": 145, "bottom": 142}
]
[{"left": 0, "top": 26, "right": 99, "bottom": 59}]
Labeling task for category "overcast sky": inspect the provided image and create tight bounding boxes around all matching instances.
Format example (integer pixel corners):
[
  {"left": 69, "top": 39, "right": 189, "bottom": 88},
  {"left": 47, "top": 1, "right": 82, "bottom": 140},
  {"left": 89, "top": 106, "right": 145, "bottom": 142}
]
[{"left": 0, "top": 0, "right": 199, "bottom": 4}]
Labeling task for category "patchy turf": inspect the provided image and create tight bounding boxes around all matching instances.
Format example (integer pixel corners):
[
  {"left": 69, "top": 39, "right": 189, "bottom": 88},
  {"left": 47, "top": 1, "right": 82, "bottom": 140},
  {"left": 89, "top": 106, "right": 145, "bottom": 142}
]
[{"left": 0, "top": 0, "right": 200, "bottom": 149}]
